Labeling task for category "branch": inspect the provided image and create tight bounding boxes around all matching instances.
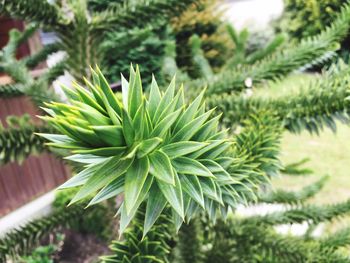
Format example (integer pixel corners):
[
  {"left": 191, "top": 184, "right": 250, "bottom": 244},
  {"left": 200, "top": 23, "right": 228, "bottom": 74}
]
[
  {"left": 0, "top": 24, "right": 62, "bottom": 107},
  {"left": 241, "top": 223, "right": 350, "bottom": 263},
  {"left": 245, "top": 33, "right": 286, "bottom": 64},
  {"left": 208, "top": 62, "right": 350, "bottom": 134},
  {"left": 0, "top": 0, "right": 65, "bottom": 26},
  {"left": 24, "top": 43, "right": 60, "bottom": 69},
  {"left": 0, "top": 26, "right": 36, "bottom": 83},
  {"left": 197, "top": 0, "right": 350, "bottom": 95},
  {"left": 101, "top": 207, "right": 173, "bottom": 263},
  {"left": 91, "top": 0, "right": 199, "bottom": 33},
  {"left": 41, "top": 61, "right": 66, "bottom": 84},
  {"left": 228, "top": 112, "right": 283, "bottom": 202},
  {"left": 208, "top": 218, "right": 350, "bottom": 263},
  {"left": 320, "top": 227, "right": 350, "bottom": 250},
  {"left": 0, "top": 115, "right": 51, "bottom": 165},
  {"left": 249, "top": 199, "right": 350, "bottom": 226},
  {"left": 0, "top": 204, "right": 83, "bottom": 261},
  {"left": 258, "top": 176, "right": 328, "bottom": 204},
  {"left": 281, "top": 158, "right": 313, "bottom": 176},
  {"left": 189, "top": 34, "right": 214, "bottom": 80},
  {"left": 0, "top": 83, "right": 24, "bottom": 97}
]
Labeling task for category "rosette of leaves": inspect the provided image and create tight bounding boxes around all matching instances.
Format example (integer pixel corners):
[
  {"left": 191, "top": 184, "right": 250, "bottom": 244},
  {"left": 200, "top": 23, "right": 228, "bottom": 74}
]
[{"left": 38, "top": 65, "right": 241, "bottom": 236}]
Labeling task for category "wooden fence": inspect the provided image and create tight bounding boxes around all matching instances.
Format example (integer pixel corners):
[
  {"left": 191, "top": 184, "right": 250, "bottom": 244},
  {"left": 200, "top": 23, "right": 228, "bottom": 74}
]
[{"left": 0, "top": 96, "right": 71, "bottom": 217}]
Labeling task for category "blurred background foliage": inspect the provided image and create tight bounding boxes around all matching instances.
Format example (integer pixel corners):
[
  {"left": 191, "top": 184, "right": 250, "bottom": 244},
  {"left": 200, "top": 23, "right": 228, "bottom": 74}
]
[{"left": 277, "top": 0, "right": 350, "bottom": 61}]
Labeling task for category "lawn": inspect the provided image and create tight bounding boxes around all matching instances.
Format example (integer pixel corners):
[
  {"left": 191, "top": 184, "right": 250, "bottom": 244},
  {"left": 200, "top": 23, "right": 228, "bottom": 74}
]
[
  {"left": 252, "top": 72, "right": 350, "bottom": 232},
  {"left": 276, "top": 123, "right": 350, "bottom": 205},
  {"left": 256, "top": 73, "right": 350, "bottom": 205}
]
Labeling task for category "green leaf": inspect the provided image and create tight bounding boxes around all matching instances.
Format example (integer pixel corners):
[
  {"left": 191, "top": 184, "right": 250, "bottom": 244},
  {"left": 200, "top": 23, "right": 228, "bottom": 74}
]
[
  {"left": 64, "top": 154, "right": 108, "bottom": 164},
  {"left": 75, "top": 99, "right": 111, "bottom": 126},
  {"left": 157, "top": 171, "right": 184, "bottom": 218},
  {"left": 179, "top": 174, "right": 204, "bottom": 208},
  {"left": 133, "top": 103, "right": 145, "bottom": 139},
  {"left": 188, "top": 140, "right": 225, "bottom": 159},
  {"left": 172, "top": 209, "right": 184, "bottom": 233},
  {"left": 36, "top": 133, "right": 75, "bottom": 145},
  {"left": 171, "top": 109, "right": 214, "bottom": 142},
  {"left": 124, "top": 157, "right": 150, "bottom": 214},
  {"left": 119, "top": 175, "right": 154, "bottom": 235},
  {"left": 215, "top": 157, "right": 234, "bottom": 170},
  {"left": 150, "top": 108, "right": 182, "bottom": 138},
  {"left": 69, "top": 156, "right": 133, "bottom": 205},
  {"left": 58, "top": 161, "right": 105, "bottom": 189},
  {"left": 52, "top": 118, "right": 92, "bottom": 144},
  {"left": 222, "top": 189, "right": 239, "bottom": 207},
  {"left": 95, "top": 66, "right": 122, "bottom": 115},
  {"left": 137, "top": 137, "right": 163, "bottom": 158},
  {"left": 128, "top": 64, "right": 136, "bottom": 101},
  {"left": 39, "top": 107, "right": 56, "bottom": 117},
  {"left": 121, "top": 74, "right": 129, "bottom": 108},
  {"left": 73, "top": 146, "right": 126, "bottom": 156},
  {"left": 46, "top": 141, "right": 85, "bottom": 150},
  {"left": 153, "top": 76, "right": 176, "bottom": 120},
  {"left": 201, "top": 177, "right": 222, "bottom": 203},
  {"left": 46, "top": 101, "right": 78, "bottom": 116},
  {"left": 91, "top": 125, "right": 125, "bottom": 147},
  {"left": 122, "top": 143, "right": 140, "bottom": 160},
  {"left": 172, "top": 157, "right": 214, "bottom": 177},
  {"left": 196, "top": 103, "right": 206, "bottom": 117},
  {"left": 72, "top": 82, "right": 105, "bottom": 114},
  {"left": 201, "top": 141, "right": 232, "bottom": 159},
  {"left": 88, "top": 176, "right": 124, "bottom": 206},
  {"left": 152, "top": 78, "right": 180, "bottom": 125},
  {"left": 149, "top": 150, "right": 174, "bottom": 185},
  {"left": 143, "top": 183, "right": 167, "bottom": 237},
  {"left": 84, "top": 76, "right": 105, "bottom": 108},
  {"left": 64, "top": 115, "right": 89, "bottom": 128},
  {"left": 61, "top": 84, "right": 80, "bottom": 101},
  {"left": 193, "top": 115, "right": 221, "bottom": 141},
  {"left": 148, "top": 75, "right": 161, "bottom": 118},
  {"left": 122, "top": 109, "right": 135, "bottom": 146},
  {"left": 186, "top": 200, "right": 199, "bottom": 221},
  {"left": 90, "top": 82, "right": 121, "bottom": 126},
  {"left": 58, "top": 120, "right": 102, "bottom": 145},
  {"left": 209, "top": 128, "right": 229, "bottom": 140},
  {"left": 173, "top": 89, "right": 205, "bottom": 133},
  {"left": 101, "top": 96, "right": 121, "bottom": 126},
  {"left": 201, "top": 159, "right": 237, "bottom": 185},
  {"left": 143, "top": 110, "right": 153, "bottom": 138},
  {"left": 175, "top": 84, "right": 185, "bottom": 111},
  {"left": 206, "top": 199, "right": 216, "bottom": 221},
  {"left": 128, "top": 65, "right": 143, "bottom": 118},
  {"left": 161, "top": 141, "right": 208, "bottom": 158}
]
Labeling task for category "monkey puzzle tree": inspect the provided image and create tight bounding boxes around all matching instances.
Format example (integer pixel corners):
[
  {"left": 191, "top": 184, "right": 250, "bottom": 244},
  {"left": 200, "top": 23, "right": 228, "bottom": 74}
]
[{"left": 2, "top": 1, "right": 350, "bottom": 262}]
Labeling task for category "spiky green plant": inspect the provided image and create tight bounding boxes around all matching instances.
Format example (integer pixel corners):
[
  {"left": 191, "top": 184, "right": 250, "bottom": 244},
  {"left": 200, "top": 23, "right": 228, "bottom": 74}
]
[
  {"left": 0, "top": 204, "right": 83, "bottom": 261},
  {"left": 38, "top": 65, "right": 246, "bottom": 236},
  {"left": 0, "top": 115, "right": 51, "bottom": 165},
  {"left": 101, "top": 207, "right": 173, "bottom": 263}
]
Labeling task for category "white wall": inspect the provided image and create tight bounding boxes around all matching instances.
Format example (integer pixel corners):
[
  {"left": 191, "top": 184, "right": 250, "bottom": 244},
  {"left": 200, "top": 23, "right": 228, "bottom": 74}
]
[{"left": 222, "top": 0, "right": 284, "bottom": 30}]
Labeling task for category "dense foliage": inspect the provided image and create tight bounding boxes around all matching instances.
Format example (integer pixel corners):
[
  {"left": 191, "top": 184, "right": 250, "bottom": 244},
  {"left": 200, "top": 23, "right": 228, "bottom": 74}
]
[
  {"left": 39, "top": 66, "right": 248, "bottom": 236},
  {"left": 1, "top": 0, "right": 350, "bottom": 262},
  {"left": 279, "top": 0, "right": 346, "bottom": 40},
  {"left": 278, "top": 0, "right": 350, "bottom": 61}
]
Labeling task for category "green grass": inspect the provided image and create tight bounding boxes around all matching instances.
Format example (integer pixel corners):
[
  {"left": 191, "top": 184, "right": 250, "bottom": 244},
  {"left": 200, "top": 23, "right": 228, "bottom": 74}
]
[
  {"left": 276, "top": 124, "right": 350, "bottom": 205},
  {"left": 256, "top": 73, "right": 350, "bottom": 205},
  {"left": 255, "top": 72, "right": 350, "bottom": 231}
]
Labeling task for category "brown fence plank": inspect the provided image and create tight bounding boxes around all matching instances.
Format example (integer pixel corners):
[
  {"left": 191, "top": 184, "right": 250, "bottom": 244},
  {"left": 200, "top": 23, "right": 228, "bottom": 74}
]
[
  {"left": 0, "top": 96, "right": 71, "bottom": 217},
  {"left": 0, "top": 153, "right": 71, "bottom": 216},
  {"left": 0, "top": 96, "right": 41, "bottom": 125}
]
